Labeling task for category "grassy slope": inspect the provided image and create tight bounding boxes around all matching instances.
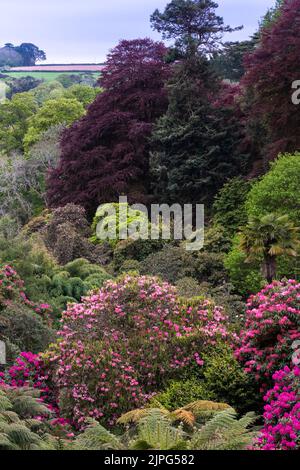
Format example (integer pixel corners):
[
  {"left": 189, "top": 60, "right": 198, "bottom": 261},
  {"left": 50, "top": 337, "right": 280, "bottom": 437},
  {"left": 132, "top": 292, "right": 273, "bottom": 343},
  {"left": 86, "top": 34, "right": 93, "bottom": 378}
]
[{"left": 2, "top": 71, "right": 100, "bottom": 82}]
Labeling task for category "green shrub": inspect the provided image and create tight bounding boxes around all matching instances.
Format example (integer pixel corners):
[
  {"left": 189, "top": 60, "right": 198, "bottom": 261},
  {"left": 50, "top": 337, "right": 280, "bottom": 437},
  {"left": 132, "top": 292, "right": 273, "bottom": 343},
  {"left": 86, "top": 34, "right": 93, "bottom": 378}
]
[
  {"left": 0, "top": 303, "right": 54, "bottom": 356},
  {"left": 153, "top": 346, "right": 260, "bottom": 415},
  {"left": 175, "top": 277, "right": 203, "bottom": 298},
  {"left": 246, "top": 152, "right": 300, "bottom": 224},
  {"left": 202, "top": 345, "right": 261, "bottom": 414},
  {"left": 140, "top": 244, "right": 197, "bottom": 284},
  {"left": 118, "top": 259, "right": 141, "bottom": 274},
  {"left": 185, "top": 225, "right": 231, "bottom": 286},
  {"left": 0, "top": 234, "right": 111, "bottom": 316},
  {"left": 113, "top": 237, "right": 165, "bottom": 273},
  {"left": 0, "top": 216, "right": 20, "bottom": 240},
  {"left": 213, "top": 177, "right": 253, "bottom": 237},
  {"left": 224, "top": 235, "right": 264, "bottom": 296},
  {"left": 201, "top": 224, "right": 232, "bottom": 254},
  {"left": 91, "top": 203, "right": 149, "bottom": 248},
  {"left": 194, "top": 251, "right": 227, "bottom": 286},
  {"left": 153, "top": 379, "right": 215, "bottom": 411}
]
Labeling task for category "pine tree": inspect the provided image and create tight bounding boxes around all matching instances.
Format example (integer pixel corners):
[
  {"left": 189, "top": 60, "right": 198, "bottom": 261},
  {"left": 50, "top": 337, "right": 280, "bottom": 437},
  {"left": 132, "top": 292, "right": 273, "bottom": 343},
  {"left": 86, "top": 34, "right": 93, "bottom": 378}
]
[{"left": 150, "top": 0, "right": 249, "bottom": 206}]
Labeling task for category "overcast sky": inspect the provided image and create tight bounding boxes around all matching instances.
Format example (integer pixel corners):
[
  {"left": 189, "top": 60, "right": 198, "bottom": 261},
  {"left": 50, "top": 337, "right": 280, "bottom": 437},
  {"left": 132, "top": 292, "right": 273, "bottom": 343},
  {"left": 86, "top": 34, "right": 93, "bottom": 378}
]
[{"left": 0, "top": 0, "right": 276, "bottom": 63}]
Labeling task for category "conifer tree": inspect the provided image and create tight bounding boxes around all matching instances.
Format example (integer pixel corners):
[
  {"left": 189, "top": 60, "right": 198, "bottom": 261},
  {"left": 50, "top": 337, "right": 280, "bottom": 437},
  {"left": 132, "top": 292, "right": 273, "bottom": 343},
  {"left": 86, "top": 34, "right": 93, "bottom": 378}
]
[{"left": 150, "top": 0, "right": 248, "bottom": 205}]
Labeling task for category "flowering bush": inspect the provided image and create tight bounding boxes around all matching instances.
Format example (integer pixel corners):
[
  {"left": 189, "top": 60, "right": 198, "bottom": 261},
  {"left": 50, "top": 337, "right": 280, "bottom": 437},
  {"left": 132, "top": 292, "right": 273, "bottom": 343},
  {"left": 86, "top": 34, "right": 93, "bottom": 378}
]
[
  {"left": 0, "top": 351, "right": 73, "bottom": 436},
  {"left": 235, "top": 280, "right": 300, "bottom": 389},
  {"left": 0, "top": 264, "right": 52, "bottom": 318},
  {"left": 255, "top": 365, "right": 300, "bottom": 450},
  {"left": 0, "top": 351, "right": 56, "bottom": 406},
  {"left": 48, "top": 275, "right": 234, "bottom": 427}
]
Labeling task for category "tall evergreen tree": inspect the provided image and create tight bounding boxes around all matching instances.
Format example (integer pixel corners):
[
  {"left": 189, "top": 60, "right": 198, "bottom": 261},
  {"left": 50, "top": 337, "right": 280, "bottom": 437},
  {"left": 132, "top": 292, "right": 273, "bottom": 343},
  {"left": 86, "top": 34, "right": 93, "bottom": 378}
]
[
  {"left": 151, "top": 59, "right": 250, "bottom": 205},
  {"left": 151, "top": 0, "right": 242, "bottom": 58},
  {"left": 150, "top": 0, "right": 249, "bottom": 205},
  {"left": 47, "top": 39, "right": 170, "bottom": 214},
  {"left": 210, "top": 39, "right": 258, "bottom": 82}
]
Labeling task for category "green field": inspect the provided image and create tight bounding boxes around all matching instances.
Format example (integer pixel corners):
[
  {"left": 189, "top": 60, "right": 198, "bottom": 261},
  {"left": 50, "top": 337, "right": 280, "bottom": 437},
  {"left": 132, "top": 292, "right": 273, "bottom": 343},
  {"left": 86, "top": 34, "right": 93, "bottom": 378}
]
[{"left": 2, "top": 71, "right": 100, "bottom": 82}]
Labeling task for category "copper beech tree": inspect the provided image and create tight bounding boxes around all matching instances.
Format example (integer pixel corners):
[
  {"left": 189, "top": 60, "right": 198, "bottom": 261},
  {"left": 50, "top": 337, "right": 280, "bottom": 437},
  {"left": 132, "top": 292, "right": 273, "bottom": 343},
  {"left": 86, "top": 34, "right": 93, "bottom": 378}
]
[
  {"left": 47, "top": 39, "right": 170, "bottom": 215},
  {"left": 243, "top": 0, "right": 300, "bottom": 163}
]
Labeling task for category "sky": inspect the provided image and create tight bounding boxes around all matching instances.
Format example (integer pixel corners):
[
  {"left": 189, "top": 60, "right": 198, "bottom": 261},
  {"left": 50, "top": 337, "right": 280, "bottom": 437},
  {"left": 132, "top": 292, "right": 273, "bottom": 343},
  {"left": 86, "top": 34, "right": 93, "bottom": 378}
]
[{"left": 0, "top": 0, "right": 276, "bottom": 64}]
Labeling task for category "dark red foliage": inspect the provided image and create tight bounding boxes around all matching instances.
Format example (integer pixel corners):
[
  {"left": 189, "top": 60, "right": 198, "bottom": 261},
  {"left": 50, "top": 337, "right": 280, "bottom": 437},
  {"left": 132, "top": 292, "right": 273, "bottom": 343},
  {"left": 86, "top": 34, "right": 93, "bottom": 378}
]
[
  {"left": 47, "top": 39, "right": 170, "bottom": 215},
  {"left": 243, "top": 0, "right": 300, "bottom": 163}
]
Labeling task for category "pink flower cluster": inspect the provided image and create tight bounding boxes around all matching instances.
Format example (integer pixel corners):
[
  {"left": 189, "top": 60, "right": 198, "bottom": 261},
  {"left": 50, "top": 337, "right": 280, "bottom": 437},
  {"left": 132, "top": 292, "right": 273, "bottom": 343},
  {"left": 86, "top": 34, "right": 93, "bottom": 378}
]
[
  {"left": 0, "top": 264, "right": 52, "bottom": 318},
  {"left": 0, "top": 352, "right": 72, "bottom": 434},
  {"left": 255, "top": 365, "right": 300, "bottom": 450},
  {"left": 0, "top": 351, "right": 56, "bottom": 406},
  {"left": 235, "top": 280, "right": 300, "bottom": 389},
  {"left": 47, "top": 275, "right": 234, "bottom": 427}
]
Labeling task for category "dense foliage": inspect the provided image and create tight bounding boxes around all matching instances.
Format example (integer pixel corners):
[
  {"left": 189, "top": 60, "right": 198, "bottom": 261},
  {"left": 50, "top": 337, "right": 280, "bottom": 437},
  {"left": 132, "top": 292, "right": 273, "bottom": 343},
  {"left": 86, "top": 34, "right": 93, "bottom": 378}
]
[
  {"left": 243, "top": 0, "right": 300, "bottom": 162},
  {"left": 1, "top": 0, "right": 300, "bottom": 452},
  {"left": 49, "top": 275, "right": 235, "bottom": 427},
  {"left": 47, "top": 39, "right": 170, "bottom": 214}
]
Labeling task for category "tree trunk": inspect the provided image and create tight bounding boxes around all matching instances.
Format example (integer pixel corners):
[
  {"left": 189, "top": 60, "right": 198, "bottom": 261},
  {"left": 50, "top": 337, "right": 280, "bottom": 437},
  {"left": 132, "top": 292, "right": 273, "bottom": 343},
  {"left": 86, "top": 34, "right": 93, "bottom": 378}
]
[{"left": 263, "top": 255, "right": 277, "bottom": 284}]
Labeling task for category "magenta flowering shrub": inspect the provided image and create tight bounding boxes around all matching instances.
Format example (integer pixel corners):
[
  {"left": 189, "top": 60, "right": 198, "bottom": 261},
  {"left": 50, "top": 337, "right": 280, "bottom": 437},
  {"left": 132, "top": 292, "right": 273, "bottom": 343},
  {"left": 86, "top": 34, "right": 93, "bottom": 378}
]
[
  {"left": 235, "top": 280, "right": 300, "bottom": 389},
  {"left": 49, "top": 275, "right": 234, "bottom": 427},
  {"left": 0, "top": 352, "right": 73, "bottom": 434},
  {"left": 255, "top": 365, "right": 300, "bottom": 450},
  {"left": 0, "top": 264, "right": 52, "bottom": 318},
  {"left": 0, "top": 351, "right": 57, "bottom": 409}
]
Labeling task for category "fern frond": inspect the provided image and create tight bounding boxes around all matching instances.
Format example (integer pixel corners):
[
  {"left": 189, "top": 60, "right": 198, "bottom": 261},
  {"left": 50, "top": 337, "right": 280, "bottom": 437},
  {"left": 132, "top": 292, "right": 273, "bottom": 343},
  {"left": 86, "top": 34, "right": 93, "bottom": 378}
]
[
  {"left": 0, "top": 391, "right": 12, "bottom": 412},
  {"left": 183, "top": 400, "right": 230, "bottom": 414},
  {"left": 170, "top": 409, "right": 195, "bottom": 427},
  {"left": 12, "top": 396, "right": 51, "bottom": 419},
  {"left": 0, "top": 411, "right": 20, "bottom": 424},
  {"left": 189, "top": 408, "right": 256, "bottom": 450},
  {"left": 4, "top": 423, "right": 41, "bottom": 449},
  {"left": 0, "top": 433, "right": 19, "bottom": 450},
  {"left": 73, "top": 420, "right": 124, "bottom": 450},
  {"left": 135, "top": 411, "right": 186, "bottom": 450},
  {"left": 117, "top": 408, "right": 150, "bottom": 425}
]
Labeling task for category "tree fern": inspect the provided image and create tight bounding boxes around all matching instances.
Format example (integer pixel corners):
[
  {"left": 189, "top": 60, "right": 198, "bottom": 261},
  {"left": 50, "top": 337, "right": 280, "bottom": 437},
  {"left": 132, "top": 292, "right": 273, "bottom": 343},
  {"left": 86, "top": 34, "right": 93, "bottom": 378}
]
[
  {"left": 189, "top": 408, "right": 257, "bottom": 450},
  {"left": 131, "top": 410, "right": 187, "bottom": 450},
  {"left": 0, "top": 386, "right": 55, "bottom": 450},
  {"left": 72, "top": 420, "right": 124, "bottom": 450}
]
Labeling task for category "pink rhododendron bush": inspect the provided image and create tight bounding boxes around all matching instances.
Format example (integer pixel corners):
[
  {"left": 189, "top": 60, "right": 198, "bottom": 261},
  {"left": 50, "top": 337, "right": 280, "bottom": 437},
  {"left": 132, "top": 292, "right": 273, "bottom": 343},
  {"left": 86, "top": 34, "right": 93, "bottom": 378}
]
[
  {"left": 255, "top": 365, "right": 300, "bottom": 450},
  {"left": 43, "top": 275, "right": 235, "bottom": 427},
  {"left": 235, "top": 280, "right": 300, "bottom": 389}
]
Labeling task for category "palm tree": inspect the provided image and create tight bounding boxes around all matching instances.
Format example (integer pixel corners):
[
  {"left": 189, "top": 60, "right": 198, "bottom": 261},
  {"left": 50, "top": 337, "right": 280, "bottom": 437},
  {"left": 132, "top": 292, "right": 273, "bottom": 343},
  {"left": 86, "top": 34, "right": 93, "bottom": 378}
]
[{"left": 239, "top": 213, "right": 300, "bottom": 283}]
